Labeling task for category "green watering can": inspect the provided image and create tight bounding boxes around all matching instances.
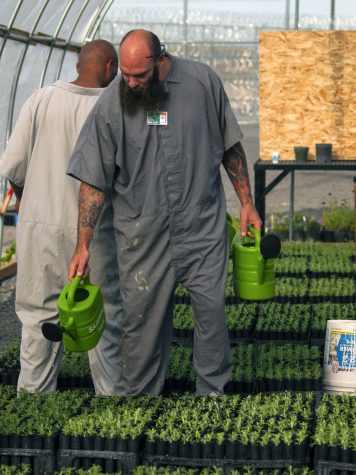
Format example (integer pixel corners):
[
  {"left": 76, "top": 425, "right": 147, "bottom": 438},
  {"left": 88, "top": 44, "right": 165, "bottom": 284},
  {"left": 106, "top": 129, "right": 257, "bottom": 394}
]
[
  {"left": 233, "top": 226, "right": 281, "bottom": 300},
  {"left": 42, "top": 276, "right": 106, "bottom": 352},
  {"left": 226, "top": 212, "right": 236, "bottom": 256}
]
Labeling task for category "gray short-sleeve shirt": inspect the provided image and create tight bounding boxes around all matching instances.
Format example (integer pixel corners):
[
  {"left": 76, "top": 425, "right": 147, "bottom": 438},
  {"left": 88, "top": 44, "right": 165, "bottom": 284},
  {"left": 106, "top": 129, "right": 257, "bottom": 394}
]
[{"left": 67, "top": 55, "right": 243, "bottom": 275}]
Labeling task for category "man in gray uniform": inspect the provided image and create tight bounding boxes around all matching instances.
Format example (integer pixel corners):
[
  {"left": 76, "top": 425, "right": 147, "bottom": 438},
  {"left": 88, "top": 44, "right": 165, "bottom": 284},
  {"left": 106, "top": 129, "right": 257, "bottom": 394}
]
[
  {"left": 68, "top": 29, "right": 261, "bottom": 396},
  {"left": 0, "top": 40, "right": 124, "bottom": 394}
]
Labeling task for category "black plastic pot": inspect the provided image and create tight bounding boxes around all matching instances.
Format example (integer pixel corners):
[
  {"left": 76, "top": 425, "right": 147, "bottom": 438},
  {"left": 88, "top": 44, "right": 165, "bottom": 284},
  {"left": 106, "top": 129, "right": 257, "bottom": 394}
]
[{"left": 316, "top": 143, "right": 332, "bottom": 162}]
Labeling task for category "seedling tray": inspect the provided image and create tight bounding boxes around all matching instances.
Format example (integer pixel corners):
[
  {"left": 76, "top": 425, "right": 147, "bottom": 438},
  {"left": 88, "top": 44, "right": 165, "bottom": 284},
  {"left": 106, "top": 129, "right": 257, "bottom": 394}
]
[
  {"left": 315, "top": 460, "right": 356, "bottom": 475},
  {"left": 143, "top": 454, "right": 309, "bottom": 470},
  {"left": 0, "top": 447, "right": 55, "bottom": 475},
  {"left": 57, "top": 448, "right": 139, "bottom": 474}
]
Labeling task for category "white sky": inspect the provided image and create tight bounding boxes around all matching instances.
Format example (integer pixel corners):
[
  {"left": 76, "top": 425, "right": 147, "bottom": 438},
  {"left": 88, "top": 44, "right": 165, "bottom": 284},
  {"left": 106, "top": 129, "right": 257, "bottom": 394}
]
[{"left": 123, "top": 0, "right": 356, "bottom": 17}]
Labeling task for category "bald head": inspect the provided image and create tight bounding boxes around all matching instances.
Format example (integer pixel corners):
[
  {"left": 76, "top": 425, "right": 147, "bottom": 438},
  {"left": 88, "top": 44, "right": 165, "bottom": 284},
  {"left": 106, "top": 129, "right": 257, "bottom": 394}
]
[
  {"left": 73, "top": 39, "right": 118, "bottom": 88},
  {"left": 79, "top": 39, "right": 118, "bottom": 69},
  {"left": 120, "top": 29, "right": 161, "bottom": 59}
]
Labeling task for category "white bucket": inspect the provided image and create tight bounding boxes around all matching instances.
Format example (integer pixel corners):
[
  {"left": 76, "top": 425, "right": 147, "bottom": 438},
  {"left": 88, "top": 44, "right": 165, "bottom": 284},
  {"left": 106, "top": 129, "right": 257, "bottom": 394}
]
[{"left": 323, "top": 320, "right": 356, "bottom": 394}]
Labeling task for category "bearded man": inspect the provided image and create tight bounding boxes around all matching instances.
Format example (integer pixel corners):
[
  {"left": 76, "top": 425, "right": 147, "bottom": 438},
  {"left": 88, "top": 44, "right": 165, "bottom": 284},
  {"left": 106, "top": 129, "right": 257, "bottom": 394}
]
[{"left": 67, "top": 29, "right": 261, "bottom": 396}]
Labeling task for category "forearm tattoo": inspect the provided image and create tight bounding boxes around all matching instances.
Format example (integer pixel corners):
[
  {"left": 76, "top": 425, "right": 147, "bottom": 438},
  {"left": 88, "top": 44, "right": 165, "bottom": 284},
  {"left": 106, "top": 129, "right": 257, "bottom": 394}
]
[
  {"left": 222, "top": 142, "right": 252, "bottom": 203},
  {"left": 78, "top": 183, "right": 105, "bottom": 229}
]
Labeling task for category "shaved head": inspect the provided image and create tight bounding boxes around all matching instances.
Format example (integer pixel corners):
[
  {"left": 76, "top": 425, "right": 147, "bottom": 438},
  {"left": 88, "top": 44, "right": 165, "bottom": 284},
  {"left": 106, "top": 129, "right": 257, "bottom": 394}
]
[
  {"left": 120, "top": 29, "right": 161, "bottom": 59},
  {"left": 73, "top": 39, "right": 118, "bottom": 88},
  {"left": 79, "top": 39, "right": 118, "bottom": 69}
]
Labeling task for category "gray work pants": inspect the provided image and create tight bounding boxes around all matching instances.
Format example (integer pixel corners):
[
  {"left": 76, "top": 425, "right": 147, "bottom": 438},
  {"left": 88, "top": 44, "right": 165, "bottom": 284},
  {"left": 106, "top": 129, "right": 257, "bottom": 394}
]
[{"left": 120, "top": 242, "right": 232, "bottom": 396}]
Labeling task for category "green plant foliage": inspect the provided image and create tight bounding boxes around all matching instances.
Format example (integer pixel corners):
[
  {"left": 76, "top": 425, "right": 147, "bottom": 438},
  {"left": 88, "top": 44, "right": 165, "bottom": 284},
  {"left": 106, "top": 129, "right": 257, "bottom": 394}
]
[
  {"left": 232, "top": 345, "right": 254, "bottom": 383},
  {"left": 166, "top": 345, "right": 195, "bottom": 381},
  {"left": 256, "top": 303, "right": 311, "bottom": 334},
  {"left": 0, "top": 387, "right": 92, "bottom": 436},
  {"left": 309, "top": 256, "right": 356, "bottom": 274},
  {"left": 144, "top": 392, "right": 314, "bottom": 447},
  {"left": 275, "top": 277, "right": 308, "bottom": 297},
  {"left": 309, "top": 277, "right": 355, "bottom": 297},
  {"left": 311, "top": 303, "right": 356, "bottom": 331},
  {"left": 321, "top": 199, "right": 354, "bottom": 232},
  {"left": 255, "top": 344, "right": 322, "bottom": 381},
  {"left": 0, "top": 465, "right": 32, "bottom": 475},
  {"left": 173, "top": 305, "right": 194, "bottom": 330},
  {"left": 60, "top": 350, "right": 90, "bottom": 378},
  {"left": 0, "top": 339, "right": 20, "bottom": 374},
  {"left": 274, "top": 257, "right": 308, "bottom": 274},
  {"left": 313, "top": 393, "right": 356, "bottom": 450},
  {"left": 225, "top": 304, "right": 257, "bottom": 331},
  {"left": 0, "top": 240, "right": 16, "bottom": 264}
]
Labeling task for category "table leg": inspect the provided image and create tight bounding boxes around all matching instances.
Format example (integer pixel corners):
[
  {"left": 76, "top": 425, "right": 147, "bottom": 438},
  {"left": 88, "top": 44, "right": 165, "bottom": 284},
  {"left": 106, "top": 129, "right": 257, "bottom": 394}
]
[{"left": 289, "top": 170, "right": 295, "bottom": 240}]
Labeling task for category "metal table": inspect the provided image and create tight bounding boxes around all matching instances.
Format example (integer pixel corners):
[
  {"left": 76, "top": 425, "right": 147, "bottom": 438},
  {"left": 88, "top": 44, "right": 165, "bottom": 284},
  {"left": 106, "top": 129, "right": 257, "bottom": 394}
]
[{"left": 254, "top": 160, "right": 356, "bottom": 238}]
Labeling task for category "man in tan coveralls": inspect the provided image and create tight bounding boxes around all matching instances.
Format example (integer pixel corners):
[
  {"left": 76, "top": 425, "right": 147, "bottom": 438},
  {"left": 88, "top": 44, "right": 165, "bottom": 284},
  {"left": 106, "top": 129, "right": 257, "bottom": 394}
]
[{"left": 0, "top": 40, "right": 124, "bottom": 394}]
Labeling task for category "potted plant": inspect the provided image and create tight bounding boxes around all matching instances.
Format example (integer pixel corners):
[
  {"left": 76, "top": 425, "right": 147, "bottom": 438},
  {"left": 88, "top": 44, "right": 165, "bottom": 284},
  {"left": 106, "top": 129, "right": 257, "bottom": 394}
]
[{"left": 321, "top": 199, "right": 354, "bottom": 242}]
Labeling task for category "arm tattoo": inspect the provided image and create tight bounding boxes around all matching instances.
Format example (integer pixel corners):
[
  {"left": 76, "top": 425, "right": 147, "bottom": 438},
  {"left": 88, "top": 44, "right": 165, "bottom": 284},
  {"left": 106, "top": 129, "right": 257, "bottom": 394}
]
[
  {"left": 222, "top": 142, "right": 252, "bottom": 204},
  {"left": 77, "top": 183, "right": 105, "bottom": 250},
  {"left": 79, "top": 183, "right": 105, "bottom": 229}
]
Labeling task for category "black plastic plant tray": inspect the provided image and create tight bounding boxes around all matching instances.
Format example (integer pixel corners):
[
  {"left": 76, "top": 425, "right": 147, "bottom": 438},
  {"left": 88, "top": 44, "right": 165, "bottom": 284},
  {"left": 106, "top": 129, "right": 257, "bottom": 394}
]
[
  {"left": 253, "top": 330, "right": 309, "bottom": 341},
  {"left": 308, "top": 296, "right": 356, "bottom": 304},
  {"left": 0, "top": 447, "right": 56, "bottom": 475},
  {"left": 57, "top": 449, "right": 139, "bottom": 475},
  {"left": 315, "top": 460, "right": 356, "bottom": 475},
  {"left": 57, "top": 376, "right": 94, "bottom": 390},
  {"left": 256, "top": 378, "right": 322, "bottom": 392},
  {"left": 0, "top": 373, "right": 19, "bottom": 386},
  {"left": 143, "top": 454, "right": 308, "bottom": 470},
  {"left": 144, "top": 441, "right": 310, "bottom": 463}
]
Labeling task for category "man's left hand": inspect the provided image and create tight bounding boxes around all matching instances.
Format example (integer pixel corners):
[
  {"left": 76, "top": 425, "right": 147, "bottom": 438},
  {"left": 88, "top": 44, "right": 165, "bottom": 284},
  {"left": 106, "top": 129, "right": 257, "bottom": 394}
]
[{"left": 240, "top": 202, "right": 262, "bottom": 236}]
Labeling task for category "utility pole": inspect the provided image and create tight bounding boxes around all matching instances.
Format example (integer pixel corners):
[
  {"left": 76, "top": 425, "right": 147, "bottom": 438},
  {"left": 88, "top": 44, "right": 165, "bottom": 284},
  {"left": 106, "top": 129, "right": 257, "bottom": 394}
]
[
  {"left": 183, "top": 0, "right": 188, "bottom": 57},
  {"left": 294, "top": 0, "right": 299, "bottom": 29},
  {"left": 285, "top": 0, "right": 290, "bottom": 29},
  {"left": 330, "top": 0, "right": 336, "bottom": 30}
]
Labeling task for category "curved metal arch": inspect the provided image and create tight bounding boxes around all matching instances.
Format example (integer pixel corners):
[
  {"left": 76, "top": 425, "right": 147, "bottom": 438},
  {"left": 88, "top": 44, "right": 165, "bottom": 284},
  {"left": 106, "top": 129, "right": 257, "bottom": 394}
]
[
  {"left": 55, "top": 0, "right": 92, "bottom": 80},
  {"left": 6, "top": 0, "right": 52, "bottom": 142},
  {"left": 39, "top": 0, "right": 78, "bottom": 87},
  {"left": 84, "top": 0, "right": 114, "bottom": 42},
  {"left": 0, "top": 0, "right": 24, "bottom": 58}
]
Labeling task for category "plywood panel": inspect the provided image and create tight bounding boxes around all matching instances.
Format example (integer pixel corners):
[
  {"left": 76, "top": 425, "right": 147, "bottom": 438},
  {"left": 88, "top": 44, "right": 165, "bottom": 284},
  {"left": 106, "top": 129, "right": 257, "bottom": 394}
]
[{"left": 259, "top": 31, "right": 356, "bottom": 161}]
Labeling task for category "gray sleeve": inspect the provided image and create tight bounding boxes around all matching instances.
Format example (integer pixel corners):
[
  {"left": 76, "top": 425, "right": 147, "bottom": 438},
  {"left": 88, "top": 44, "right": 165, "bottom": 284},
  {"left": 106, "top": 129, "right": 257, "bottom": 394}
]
[
  {"left": 211, "top": 70, "right": 244, "bottom": 151},
  {"left": 67, "top": 102, "right": 118, "bottom": 192},
  {"left": 0, "top": 95, "right": 33, "bottom": 186}
]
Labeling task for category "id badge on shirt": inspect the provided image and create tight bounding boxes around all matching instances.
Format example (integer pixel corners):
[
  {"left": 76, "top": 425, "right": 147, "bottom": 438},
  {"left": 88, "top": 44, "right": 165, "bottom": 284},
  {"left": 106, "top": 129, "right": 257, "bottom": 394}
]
[{"left": 147, "top": 111, "right": 168, "bottom": 126}]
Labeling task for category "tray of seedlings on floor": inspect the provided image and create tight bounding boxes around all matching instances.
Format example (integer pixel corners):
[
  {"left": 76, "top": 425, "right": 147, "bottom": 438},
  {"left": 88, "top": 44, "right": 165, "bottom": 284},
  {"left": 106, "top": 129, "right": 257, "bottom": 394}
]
[
  {"left": 309, "top": 255, "right": 356, "bottom": 278},
  {"left": 58, "top": 393, "right": 163, "bottom": 474},
  {"left": 274, "top": 256, "right": 309, "bottom": 278},
  {"left": 225, "top": 304, "right": 257, "bottom": 341},
  {"left": 312, "top": 393, "right": 356, "bottom": 469},
  {"left": 0, "top": 342, "right": 94, "bottom": 390},
  {"left": 255, "top": 343, "right": 322, "bottom": 392},
  {"left": 164, "top": 344, "right": 254, "bottom": 395},
  {"left": 0, "top": 386, "right": 93, "bottom": 475},
  {"left": 143, "top": 391, "right": 315, "bottom": 469},
  {"left": 274, "top": 277, "right": 309, "bottom": 304},
  {"left": 308, "top": 276, "right": 356, "bottom": 304},
  {"left": 225, "top": 344, "right": 255, "bottom": 394},
  {"left": 172, "top": 303, "right": 257, "bottom": 342},
  {"left": 310, "top": 303, "right": 356, "bottom": 342},
  {"left": 0, "top": 340, "right": 20, "bottom": 386},
  {"left": 254, "top": 303, "right": 311, "bottom": 341},
  {"left": 48, "top": 464, "right": 316, "bottom": 474}
]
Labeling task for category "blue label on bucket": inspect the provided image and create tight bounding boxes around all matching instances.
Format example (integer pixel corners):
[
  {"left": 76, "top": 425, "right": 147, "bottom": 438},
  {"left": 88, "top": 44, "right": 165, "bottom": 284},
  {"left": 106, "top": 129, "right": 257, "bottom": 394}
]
[{"left": 335, "top": 333, "right": 356, "bottom": 371}]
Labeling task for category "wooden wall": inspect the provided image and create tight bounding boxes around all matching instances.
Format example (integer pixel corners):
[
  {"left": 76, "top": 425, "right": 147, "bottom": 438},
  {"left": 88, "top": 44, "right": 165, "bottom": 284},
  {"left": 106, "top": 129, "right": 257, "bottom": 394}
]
[{"left": 259, "top": 31, "right": 356, "bottom": 161}]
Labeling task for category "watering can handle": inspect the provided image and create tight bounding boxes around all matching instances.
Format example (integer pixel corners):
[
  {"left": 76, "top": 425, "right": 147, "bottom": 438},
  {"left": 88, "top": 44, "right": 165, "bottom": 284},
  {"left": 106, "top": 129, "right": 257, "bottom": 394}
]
[
  {"left": 242, "top": 225, "right": 261, "bottom": 248},
  {"left": 67, "top": 275, "right": 90, "bottom": 309}
]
